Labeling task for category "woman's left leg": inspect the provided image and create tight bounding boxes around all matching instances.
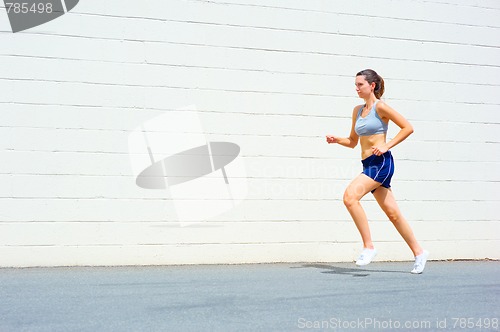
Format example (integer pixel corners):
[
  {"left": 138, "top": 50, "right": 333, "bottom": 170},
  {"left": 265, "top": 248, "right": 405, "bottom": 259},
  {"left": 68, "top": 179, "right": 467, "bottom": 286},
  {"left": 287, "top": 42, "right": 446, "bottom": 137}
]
[{"left": 372, "top": 187, "right": 423, "bottom": 256}]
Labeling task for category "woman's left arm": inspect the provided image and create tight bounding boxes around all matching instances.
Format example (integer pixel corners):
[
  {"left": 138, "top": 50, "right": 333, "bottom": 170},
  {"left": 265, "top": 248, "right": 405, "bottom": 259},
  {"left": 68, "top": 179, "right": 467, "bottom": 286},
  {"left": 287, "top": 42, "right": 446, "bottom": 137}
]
[{"left": 373, "top": 101, "right": 414, "bottom": 154}]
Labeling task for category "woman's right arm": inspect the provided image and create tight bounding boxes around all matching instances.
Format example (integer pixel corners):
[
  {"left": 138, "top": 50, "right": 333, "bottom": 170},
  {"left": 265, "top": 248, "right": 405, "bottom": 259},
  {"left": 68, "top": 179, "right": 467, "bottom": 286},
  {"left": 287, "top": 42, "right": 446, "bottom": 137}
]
[{"left": 326, "top": 106, "right": 359, "bottom": 148}]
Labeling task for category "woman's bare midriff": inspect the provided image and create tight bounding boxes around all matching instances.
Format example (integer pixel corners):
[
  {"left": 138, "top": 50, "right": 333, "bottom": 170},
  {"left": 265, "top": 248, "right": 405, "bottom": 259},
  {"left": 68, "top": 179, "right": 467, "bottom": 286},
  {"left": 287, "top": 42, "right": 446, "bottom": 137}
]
[{"left": 360, "top": 133, "right": 387, "bottom": 160}]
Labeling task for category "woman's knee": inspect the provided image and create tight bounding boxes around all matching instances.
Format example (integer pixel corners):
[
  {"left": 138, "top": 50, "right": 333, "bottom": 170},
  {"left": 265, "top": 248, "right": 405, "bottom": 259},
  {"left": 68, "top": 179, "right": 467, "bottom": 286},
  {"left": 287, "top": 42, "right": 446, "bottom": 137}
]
[
  {"left": 386, "top": 209, "right": 401, "bottom": 224},
  {"left": 343, "top": 190, "right": 358, "bottom": 209}
]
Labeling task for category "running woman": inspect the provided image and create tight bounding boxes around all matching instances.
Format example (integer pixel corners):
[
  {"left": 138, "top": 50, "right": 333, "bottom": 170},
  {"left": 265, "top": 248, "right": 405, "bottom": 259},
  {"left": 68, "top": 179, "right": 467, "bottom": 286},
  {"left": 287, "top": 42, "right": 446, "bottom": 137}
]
[{"left": 326, "top": 69, "right": 429, "bottom": 274}]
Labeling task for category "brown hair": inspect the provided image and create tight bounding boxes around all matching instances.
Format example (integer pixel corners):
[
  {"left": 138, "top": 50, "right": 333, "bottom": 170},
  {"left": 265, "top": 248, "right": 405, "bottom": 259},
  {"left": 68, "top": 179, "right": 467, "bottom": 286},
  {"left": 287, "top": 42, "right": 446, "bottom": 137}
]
[{"left": 356, "top": 69, "right": 385, "bottom": 99}]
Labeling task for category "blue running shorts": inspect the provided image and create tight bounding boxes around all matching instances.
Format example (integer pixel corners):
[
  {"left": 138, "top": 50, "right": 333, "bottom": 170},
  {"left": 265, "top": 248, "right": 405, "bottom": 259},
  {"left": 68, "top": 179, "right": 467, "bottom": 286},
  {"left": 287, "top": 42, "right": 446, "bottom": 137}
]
[{"left": 361, "top": 151, "right": 394, "bottom": 192}]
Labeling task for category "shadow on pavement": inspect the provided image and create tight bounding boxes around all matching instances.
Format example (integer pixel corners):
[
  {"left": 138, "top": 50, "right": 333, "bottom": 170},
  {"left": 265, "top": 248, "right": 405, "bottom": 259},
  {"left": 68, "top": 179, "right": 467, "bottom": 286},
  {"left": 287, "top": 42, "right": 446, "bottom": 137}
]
[{"left": 297, "top": 263, "right": 408, "bottom": 277}]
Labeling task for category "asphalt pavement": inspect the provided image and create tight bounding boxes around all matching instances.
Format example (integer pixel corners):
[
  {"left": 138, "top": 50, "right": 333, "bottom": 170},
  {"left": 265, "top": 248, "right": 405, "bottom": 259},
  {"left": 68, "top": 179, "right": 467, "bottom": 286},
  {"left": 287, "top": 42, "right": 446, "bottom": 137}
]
[{"left": 0, "top": 261, "right": 499, "bottom": 331}]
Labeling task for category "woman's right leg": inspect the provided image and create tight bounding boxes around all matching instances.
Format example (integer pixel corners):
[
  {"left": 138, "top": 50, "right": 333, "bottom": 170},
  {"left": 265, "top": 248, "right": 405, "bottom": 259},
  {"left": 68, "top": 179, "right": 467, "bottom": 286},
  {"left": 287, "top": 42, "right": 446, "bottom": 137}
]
[{"left": 343, "top": 174, "right": 381, "bottom": 249}]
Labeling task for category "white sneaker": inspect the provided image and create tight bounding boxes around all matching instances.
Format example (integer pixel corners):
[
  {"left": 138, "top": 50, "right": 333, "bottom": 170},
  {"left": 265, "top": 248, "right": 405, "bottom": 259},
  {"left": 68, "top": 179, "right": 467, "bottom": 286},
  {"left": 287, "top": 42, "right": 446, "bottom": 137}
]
[
  {"left": 356, "top": 248, "right": 377, "bottom": 266},
  {"left": 411, "top": 250, "right": 429, "bottom": 274}
]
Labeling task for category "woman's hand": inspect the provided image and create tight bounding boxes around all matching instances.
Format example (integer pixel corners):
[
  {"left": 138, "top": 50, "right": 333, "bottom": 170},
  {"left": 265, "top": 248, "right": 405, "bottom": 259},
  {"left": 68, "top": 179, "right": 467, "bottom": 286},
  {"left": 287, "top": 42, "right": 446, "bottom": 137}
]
[
  {"left": 371, "top": 144, "right": 389, "bottom": 156},
  {"left": 326, "top": 135, "right": 338, "bottom": 144}
]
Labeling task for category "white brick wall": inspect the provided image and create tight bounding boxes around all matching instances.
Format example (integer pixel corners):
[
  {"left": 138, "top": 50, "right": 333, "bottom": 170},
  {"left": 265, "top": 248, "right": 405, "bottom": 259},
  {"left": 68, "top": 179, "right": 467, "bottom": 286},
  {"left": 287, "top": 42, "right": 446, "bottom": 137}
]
[{"left": 1, "top": 0, "right": 499, "bottom": 267}]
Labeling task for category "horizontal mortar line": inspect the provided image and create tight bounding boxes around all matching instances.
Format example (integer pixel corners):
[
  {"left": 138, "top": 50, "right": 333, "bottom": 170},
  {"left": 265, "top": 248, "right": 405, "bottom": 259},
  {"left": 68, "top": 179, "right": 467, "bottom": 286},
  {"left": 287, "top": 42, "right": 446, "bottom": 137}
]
[
  {"left": 2, "top": 101, "right": 357, "bottom": 118},
  {"left": 2, "top": 174, "right": 117, "bottom": 179},
  {"left": 2, "top": 1, "right": 499, "bottom": 26},
  {"left": 192, "top": 0, "right": 500, "bottom": 27},
  {"left": 370, "top": 239, "right": 500, "bottom": 244},
  {"left": 0, "top": 77, "right": 356, "bottom": 97},
  {"left": 3, "top": 238, "right": 499, "bottom": 248},
  {"left": 249, "top": 155, "right": 492, "bottom": 162},
  {"left": 0, "top": 165, "right": 497, "bottom": 172},
  {"left": 3, "top": 142, "right": 499, "bottom": 151},
  {"left": 0, "top": 149, "right": 136, "bottom": 155},
  {"left": 2, "top": 242, "right": 496, "bottom": 248},
  {"left": 1, "top": 125, "right": 498, "bottom": 143},
  {"left": 2, "top": 149, "right": 499, "bottom": 163},
  {"left": 1, "top": 100, "right": 498, "bottom": 117},
  {"left": 4, "top": 118, "right": 497, "bottom": 129},
  {"left": 0, "top": 219, "right": 496, "bottom": 224},
  {"left": 1, "top": 104, "right": 499, "bottom": 126},
  {"left": 4, "top": 57, "right": 500, "bottom": 88},
  {"left": 2, "top": 115, "right": 500, "bottom": 128},
  {"left": 152, "top": 63, "right": 500, "bottom": 87},
  {"left": 0, "top": 219, "right": 326, "bottom": 223},
  {"left": 0, "top": 149, "right": 135, "bottom": 155},
  {"left": 2, "top": 78, "right": 500, "bottom": 105},
  {"left": 2, "top": 180, "right": 499, "bottom": 187},
  {"left": 419, "top": 0, "right": 500, "bottom": 11},
  {"left": 19, "top": 28, "right": 500, "bottom": 57},
  {"left": 1, "top": 174, "right": 499, "bottom": 184},
  {"left": 143, "top": 65, "right": 500, "bottom": 88},
  {"left": 0, "top": 199, "right": 497, "bottom": 205},
  {"left": 71, "top": 10, "right": 500, "bottom": 48},
  {"left": 0, "top": 196, "right": 497, "bottom": 203},
  {"left": 1, "top": 117, "right": 500, "bottom": 131},
  {"left": 2, "top": 96, "right": 500, "bottom": 110},
  {"left": 2, "top": 145, "right": 500, "bottom": 155},
  {"left": 403, "top": 238, "right": 500, "bottom": 244},
  {"left": 0, "top": 243, "right": 350, "bottom": 248},
  {"left": 0, "top": 223, "right": 494, "bottom": 227},
  {"left": 0, "top": 168, "right": 499, "bottom": 177},
  {"left": 0, "top": 177, "right": 495, "bottom": 183},
  {"left": 3, "top": 44, "right": 500, "bottom": 71},
  {"left": 0, "top": 177, "right": 498, "bottom": 185},
  {"left": 1, "top": 154, "right": 498, "bottom": 164},
  {"left": 410, "top": 120, "right": 500, "bottom": 125},
  {"left": 381, "top": 99, "right": 500, "bottom": 106},
  {"left": 0, "top": 218, "right": 500, "bottom": 224},
  {"left": 0, "top": 241, "right": 477, "bottom": 248},
  {"left": 0, "top": 101, "right": 150, "bottom": 110},
  {"left": 1, "top": 124, "right": 499, "bottom": 133},
  {"left": 2, "top": 97, "right": 499, "bottom": 111},
  {"left": 2, "top": 76, "right": 499, "bottom": 96},
  {"left": 2, "top": 60, "right": 499, "bottom": 88},
  {"left": 75, "top": 2, "right": 500, "bottom": 30},
  {"left": 0, "top": 221, "right": 495, "bottom": 226},
  {"left": 0, "top": 216, "right": 328, "bottom": 223},
  {"left": 3, "top": 42, "right": 500, "bottom": 71},
  {"left": 1, "top": 116, "right": 499, "bottom": 129},
  {"left": 0, "top": 220, "right": 329, "bottom": 224},
  {"left": 1, "top": 170, "right": 499, "bottom": 177},
  {"left": 1, "top": 134, "right": 498, "bottom": 145}
]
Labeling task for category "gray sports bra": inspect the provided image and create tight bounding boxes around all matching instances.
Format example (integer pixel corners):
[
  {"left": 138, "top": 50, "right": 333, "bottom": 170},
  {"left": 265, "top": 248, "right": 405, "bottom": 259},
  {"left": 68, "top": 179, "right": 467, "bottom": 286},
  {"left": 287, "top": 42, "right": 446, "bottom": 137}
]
[{"left": 355, "top": 101, "right": 388, "bottom": 136}]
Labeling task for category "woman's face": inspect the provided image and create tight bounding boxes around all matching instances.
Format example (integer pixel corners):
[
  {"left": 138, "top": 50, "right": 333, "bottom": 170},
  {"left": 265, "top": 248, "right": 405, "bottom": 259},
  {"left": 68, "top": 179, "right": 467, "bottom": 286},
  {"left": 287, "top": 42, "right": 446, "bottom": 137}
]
[{"left": 355, "top": 75, "right": 374, "bottom": 99}]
